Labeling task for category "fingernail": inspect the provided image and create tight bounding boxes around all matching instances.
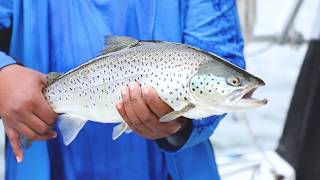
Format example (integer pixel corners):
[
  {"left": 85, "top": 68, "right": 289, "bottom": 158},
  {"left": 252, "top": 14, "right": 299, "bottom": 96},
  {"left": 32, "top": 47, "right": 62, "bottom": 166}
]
[
  {"left": 52, "top": 132, "right": 57, "bottom": 138},
  {"left": 16, "top": 156, "right": 22, "bottom": 163},
  {"left": 141, "top": 87, "right": 148, "bottom": 96},
  {"left": 121, "top": 87, "right": 127, "bottom": 96},
  {"left": 129, "top": 83, "right": 134, "bottom": 91},
  {"left": 115, "top": 101, "right": 121, "bottom": 109}
]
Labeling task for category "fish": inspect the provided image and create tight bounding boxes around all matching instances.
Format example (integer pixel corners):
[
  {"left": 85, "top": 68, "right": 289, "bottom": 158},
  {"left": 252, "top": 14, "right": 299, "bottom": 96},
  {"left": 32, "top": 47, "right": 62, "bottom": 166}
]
[{"left": 21, "top": 36, "right": 267, "bottom": 147}]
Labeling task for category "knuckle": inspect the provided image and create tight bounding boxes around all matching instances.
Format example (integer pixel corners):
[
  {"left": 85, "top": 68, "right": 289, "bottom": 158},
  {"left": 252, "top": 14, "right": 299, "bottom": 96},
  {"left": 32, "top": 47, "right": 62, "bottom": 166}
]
[
  {"left": 143, "top": 117, "right": 152, "bottom": 124},
  {"left": 130, "top": 95, "right": 139, "bottom": 104},
  {"left": 122, "top": 97, "right": 129, "bottom": 104},
  {"left": 23, "top": 98, "right": 34, "bottom": 107},
  {"left": 45, "top": 118, "right": 56, "bottom": 126},
  {"left": 38, "top": 125, "right": 50, "bottom": 134},
  {"left": 1, "top": 112, "right": 11, "bottom": 120},
  {"left": 145, "top": 95, "right": 155, "bottom": 105},
  {"left": 132, "top": 120, "right": 142, "bottom": 128},
  {"left": 10, "top": 105, "right": 22, "bottom": 114},
  {"left": 29, "top": 133, "right": 37, "bottom": 140},
  {"left": 141, "top": 114, "right": 152, "bottom": 123}
]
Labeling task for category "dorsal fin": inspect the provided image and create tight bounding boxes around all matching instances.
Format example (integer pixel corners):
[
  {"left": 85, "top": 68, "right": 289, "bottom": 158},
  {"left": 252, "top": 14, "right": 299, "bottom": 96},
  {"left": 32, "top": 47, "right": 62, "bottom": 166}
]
[
  {"left": 47, "top": 72, "right": 63, "bottom": 85},
  {"left": 101, "top": 36, "right": 139, "bottom": 54}
]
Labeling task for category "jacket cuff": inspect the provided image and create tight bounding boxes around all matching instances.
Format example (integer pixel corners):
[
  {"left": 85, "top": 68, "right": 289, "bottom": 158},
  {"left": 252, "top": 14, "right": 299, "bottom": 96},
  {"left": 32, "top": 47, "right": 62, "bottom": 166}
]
[
  {"left": 156, "top": 114, "right": 226, "bottom": 153},
  {"left": 0, "top": 51, "right": 16, "bottom": 70}
]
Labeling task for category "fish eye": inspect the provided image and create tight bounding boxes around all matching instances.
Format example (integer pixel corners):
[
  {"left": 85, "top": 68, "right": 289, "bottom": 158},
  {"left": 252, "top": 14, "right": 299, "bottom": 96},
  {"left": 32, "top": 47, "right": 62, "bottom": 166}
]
[{"left": 227, "top": 76, "right": 241, "bottom": 87}]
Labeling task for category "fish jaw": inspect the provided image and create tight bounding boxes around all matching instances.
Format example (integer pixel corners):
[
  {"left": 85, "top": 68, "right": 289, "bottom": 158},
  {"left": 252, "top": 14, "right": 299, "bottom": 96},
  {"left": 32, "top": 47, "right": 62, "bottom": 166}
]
[{"left": 226, "top": 84, "right": 268, "bottom": 111}]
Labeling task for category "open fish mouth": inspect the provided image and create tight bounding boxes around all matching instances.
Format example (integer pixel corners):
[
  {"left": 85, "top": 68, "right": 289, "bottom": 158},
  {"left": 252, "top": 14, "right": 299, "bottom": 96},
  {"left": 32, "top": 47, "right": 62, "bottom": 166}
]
[{"left": 239, "top": 85, "right": 268, "bottom": 105}]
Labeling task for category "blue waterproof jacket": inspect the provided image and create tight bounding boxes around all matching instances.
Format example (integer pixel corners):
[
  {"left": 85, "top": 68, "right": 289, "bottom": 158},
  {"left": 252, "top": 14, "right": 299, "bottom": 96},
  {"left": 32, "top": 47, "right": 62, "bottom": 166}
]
[{"left": 0, "top": 0, "right": 245, "bottom": 179}]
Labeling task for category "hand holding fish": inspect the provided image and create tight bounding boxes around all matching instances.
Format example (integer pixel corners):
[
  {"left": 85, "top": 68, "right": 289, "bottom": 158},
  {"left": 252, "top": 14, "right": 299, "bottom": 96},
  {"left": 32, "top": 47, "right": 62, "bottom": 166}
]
[
  {"left": 116, "top": 82, "right": 190, "bottom": 139},
  {"left": 0, "top": 65, "right": 57, "bottom": 162}
]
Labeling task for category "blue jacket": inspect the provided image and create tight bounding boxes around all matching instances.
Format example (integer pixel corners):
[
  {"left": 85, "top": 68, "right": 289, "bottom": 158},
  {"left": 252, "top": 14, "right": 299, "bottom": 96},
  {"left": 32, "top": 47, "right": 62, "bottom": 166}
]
[{"left": 0, "top": 0, "right": 245, "bottom": 180}]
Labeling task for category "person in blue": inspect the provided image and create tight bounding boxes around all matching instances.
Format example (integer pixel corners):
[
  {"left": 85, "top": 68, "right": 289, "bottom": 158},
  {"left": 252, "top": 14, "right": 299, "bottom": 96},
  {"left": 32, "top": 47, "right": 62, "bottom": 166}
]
[{"left": 0, "top": 0, "right": 245, "bottom": 180}]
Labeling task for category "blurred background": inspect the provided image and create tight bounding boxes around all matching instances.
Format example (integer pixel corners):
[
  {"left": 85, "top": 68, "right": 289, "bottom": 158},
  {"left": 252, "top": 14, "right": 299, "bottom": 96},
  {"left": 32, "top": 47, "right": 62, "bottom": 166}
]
[
  {"left": 214, "top": 0, "right": 316, "bottom": 155},
  {"left": 0, "top": 0, "right": 319, "bottom": 179},
  {"left": 212, "top": 0, "right": 320, "bottom": 179}
]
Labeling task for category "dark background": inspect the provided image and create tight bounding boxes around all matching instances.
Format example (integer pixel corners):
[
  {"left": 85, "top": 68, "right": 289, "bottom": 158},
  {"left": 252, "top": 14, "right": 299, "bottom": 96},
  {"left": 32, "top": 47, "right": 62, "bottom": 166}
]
[{"left": 0, "top": 26, "right": 12, "bottom": 53}]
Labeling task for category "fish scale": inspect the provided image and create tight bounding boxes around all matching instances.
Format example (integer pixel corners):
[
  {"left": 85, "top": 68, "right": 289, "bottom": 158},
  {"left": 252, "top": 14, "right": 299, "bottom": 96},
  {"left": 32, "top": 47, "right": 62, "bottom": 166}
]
[{"left": 23, "top": 36, "right": 267, "bottom": 147}]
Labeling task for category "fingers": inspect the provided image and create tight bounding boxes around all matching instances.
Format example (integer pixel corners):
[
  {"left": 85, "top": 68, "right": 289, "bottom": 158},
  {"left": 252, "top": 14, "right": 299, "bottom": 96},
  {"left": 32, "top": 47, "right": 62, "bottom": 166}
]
[
  {"left": 4, "top": 112, "right": 57, "bottom": 140},
  {"left": 120, "top": 84, "right": 153, "bottom": 135},
  {"left": 141, "top": 85, "right": 173, "bottom": 118},
  {"left": 127, "top": 83, "right": 159, "bottom": 130},
  {"left": 15, "top": 122, "right": 56, "bottom": 140},
  {"left": 115, "top": 100, "right": 129, "bottom": 122},
  {"left": 115, "top": 82, "right": 183, "bottom": 139},
  {"left": 19, "top": 111, "right": 52, "bottom": 135},
  {"left": 140, "top": 86, "right": 182, "bottom": 134},
  {"left": 5, "top": 126, "right": 23, "bottom": 162},
  {"left": 33, "top": 93, "right": 57, "bottom": 126},
  {"left": 34, "top": 72, "right": 57, "bottom": 126}
]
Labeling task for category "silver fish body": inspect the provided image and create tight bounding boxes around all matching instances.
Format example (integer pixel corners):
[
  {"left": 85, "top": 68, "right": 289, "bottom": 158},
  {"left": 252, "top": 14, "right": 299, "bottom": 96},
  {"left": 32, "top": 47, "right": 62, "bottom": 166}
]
[{"left": 38, "top": 36, "right": 267, "bottom": 145}]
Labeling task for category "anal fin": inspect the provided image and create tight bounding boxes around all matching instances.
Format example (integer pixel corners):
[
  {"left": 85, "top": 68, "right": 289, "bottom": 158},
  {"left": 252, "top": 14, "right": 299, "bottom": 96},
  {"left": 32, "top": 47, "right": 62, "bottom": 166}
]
[
  {"left": 58, "top": 114, "right": 88, "bottom": 145},
  {"left": 160, "top": 103, "right": 195, "bottom": 122},
  {"left": 112, "top": 122, "right": 131, "bottom": 140}
]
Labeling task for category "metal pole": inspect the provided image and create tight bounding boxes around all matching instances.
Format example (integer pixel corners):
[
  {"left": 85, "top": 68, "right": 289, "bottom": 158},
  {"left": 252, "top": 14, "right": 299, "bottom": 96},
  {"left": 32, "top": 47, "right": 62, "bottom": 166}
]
[{"left": 279, "top": 0, "right": 304, "bottom": 44}]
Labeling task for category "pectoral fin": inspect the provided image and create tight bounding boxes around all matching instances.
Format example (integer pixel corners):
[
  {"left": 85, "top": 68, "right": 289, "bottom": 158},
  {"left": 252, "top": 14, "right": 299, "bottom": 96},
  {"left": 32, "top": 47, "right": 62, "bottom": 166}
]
[
  {"left": 160, "top": 103, "right": 195, "bottom": 122},
  {"left": 58, "top": 114, "right": 88, "bottom": 145},
  {"left": 112, "top": 122, "right": 131, "bottom": 140}
]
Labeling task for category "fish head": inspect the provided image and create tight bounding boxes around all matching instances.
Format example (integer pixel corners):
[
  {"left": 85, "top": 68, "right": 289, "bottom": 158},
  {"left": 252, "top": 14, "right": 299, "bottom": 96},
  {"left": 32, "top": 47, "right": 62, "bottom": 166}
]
[{"left": 189, "top": 59, "right": 267, "bottom": 113}]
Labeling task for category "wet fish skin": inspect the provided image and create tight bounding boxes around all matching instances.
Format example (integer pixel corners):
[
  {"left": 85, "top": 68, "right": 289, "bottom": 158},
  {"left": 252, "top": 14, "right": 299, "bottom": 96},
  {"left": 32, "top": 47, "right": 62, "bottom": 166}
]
[{"left": 24, "top": 36, "right": 267, "bottom": 146}]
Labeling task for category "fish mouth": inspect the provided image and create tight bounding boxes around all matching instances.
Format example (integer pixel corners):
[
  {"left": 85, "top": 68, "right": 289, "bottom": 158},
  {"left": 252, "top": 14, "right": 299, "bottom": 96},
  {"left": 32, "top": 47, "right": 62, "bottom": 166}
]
[{"left": 238, "top": 85, "right": 268, "bottom": 106}]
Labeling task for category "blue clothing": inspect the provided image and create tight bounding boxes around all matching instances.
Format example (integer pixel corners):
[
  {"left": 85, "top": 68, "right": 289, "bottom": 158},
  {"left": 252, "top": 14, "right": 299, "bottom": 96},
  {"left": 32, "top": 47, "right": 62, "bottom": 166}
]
[{"left": 0, "top": 0, "right": 245, "bottom": 180}]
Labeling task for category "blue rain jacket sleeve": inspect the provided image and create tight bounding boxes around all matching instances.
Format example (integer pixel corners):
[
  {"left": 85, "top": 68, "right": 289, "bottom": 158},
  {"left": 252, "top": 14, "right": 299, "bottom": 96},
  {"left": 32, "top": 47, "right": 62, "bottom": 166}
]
[
  {"left": 0, "top": 52, "right": 16, "bottom": 69},
  {"left": 157, "top": 0, "right": 245, "bottom": 152},
  {"left": 0, "top": 0, "right": 16, "bottom": 69}
]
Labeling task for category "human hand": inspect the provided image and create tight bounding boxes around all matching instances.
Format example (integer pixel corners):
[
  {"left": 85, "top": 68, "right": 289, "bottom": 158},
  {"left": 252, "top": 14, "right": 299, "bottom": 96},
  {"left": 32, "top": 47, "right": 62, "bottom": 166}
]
[
  {"left": 115, "top": 82, "right": 190, "bottom": 140},
  {"left": 0, "top": 65, "right": 57, "bottom": 162}
]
